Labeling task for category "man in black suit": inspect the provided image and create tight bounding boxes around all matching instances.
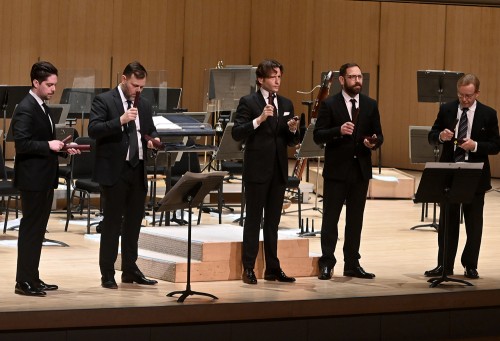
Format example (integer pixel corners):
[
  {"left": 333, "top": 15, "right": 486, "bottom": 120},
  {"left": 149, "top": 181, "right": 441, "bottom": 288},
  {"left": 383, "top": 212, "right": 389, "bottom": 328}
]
[
  {"left": 232, "top": 59, "right": 300, "bottom": 285},
  {"left": 88, "top": 61, "right": 160, "bottom": 289},
  {"left": 426, "top": 73, "right": 499, "bottom": 279},
  {"left": 12, "top": 61, "right": 80, "bottom": 296},
  {"left": 314, "top": 62, "right": 383, "bottom": 280}
]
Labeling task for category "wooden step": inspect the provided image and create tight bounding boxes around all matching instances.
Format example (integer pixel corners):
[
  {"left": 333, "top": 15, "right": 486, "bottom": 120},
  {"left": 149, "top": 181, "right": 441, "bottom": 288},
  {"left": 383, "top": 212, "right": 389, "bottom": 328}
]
[
  {"left": 116, "top": 248, "right": 320, "bottom": 283},
  {"left": 115, "top": 224, "right": 319, "bottom": 282},
  {"left": 137, "top": 224, "right": 311, "bottom": 261}
]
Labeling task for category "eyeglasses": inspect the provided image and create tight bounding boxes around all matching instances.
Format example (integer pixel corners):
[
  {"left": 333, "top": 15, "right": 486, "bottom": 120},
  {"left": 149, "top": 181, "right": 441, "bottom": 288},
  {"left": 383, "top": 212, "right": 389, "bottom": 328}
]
[
  {"left": 457, "top": 92, "right": 476, "bottom": 100},
  {"left": 346, "top": 75, "right": 363, "bottom": 80}
]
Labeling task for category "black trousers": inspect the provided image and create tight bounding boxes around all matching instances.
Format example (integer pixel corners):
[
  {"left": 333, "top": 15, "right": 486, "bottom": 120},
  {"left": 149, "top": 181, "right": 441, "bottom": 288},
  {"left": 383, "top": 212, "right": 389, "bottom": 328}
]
[
  {"left": 99, "top": 161, "right": 146, "bottom": 277},
  {"left": 437, "top": 192, "right": 485, "bottom": 270},
  {"left": 318, "top": 159, "right": 370, "bottom": 269},
  {"left": 16, "top": 189, "right": 54, "bottom": 283},
  {"left": 242, "top": 162, "right": 286, "bottom": 272}
]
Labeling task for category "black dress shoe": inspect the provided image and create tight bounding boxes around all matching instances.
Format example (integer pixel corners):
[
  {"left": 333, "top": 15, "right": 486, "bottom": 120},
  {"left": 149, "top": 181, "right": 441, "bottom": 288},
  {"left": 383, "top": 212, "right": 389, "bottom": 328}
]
[
  {"left": 343, "top": 266, "right": 375, "bottom": 279},
  {"left": 424, "top": 265, "right": 453, "bottom": 277},
  {"left": 34, "top": 280, "right": 58, "bottom": 291},
  {"left": 464, "top": 267, "right": 479, "bottom": 279},
  {"left": 101, "top": 276, "right": 118, "bottom": 289},
  {"left": 264, "top": 269, "right": 296, "bottom": 282},
  {"left": 15, "top": 282, "right": 46, "bottom": 296},
  {"left": 121, "top": 270, "right": 158, "bottom": 285},
  {"left": 318, "top": 266, "right": 333, "bottom": 280},
  {"left": 242, "top": 268, "right": 257, "bottom": 284}
]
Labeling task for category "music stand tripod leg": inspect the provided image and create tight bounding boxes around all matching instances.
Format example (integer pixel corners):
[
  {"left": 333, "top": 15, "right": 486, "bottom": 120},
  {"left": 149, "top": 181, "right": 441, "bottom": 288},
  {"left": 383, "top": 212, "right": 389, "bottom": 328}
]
[
  {"left": 166, "top": 202, "right": 219, "bottom": 302},
  {"left": 427, "top": 198, "right": 472, "bottom": 287}
]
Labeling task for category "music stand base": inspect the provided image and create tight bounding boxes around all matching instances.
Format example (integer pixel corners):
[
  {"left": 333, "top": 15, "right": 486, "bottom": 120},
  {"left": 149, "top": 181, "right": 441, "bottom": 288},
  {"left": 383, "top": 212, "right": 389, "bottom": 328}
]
[
  {"left": 410, "top": 223, "right": 438, "bottom": 231},
  {"left": 427, "top": 275, "right": 473, "bottom": 288},
  {"left": 43, "top": 238, "right": 69, "bottom": 247},
  {"left": 167, "top": 289, "right": 218, "bottom": 303}
]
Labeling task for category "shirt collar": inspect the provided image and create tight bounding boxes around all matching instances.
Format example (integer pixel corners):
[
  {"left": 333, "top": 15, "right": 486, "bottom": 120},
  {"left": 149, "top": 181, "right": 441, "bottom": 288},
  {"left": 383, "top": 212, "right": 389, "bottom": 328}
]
[
  {"left": 29, "top": 89, "right": 45, "bottom": 108},
  {"left": 342, "top": 90, "right": 359, "bottom": 105}
]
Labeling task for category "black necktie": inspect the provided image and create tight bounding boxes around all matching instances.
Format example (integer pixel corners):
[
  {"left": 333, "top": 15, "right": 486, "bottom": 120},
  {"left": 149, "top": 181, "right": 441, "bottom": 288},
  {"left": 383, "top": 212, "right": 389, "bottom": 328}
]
[
  {"left": 454, "top": 108, "right": 469, "bottom": 162},
  {"left": 127, "top": 100, "right": 139, "bottom": 167},
  {"left": 350, "top": 98, "right": 359, "bottom": 123},
  {"left": 268, "top": 93, "right": 278, "bottom": 127}
]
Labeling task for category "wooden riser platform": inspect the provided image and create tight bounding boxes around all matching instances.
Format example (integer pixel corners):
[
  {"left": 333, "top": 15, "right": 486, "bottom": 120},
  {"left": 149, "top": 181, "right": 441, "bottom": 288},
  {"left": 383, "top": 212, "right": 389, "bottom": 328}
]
[
  {"left": 309, "top": 167, "right": 415, "bottom": 198},
  {"left": 116, "top": 225, "right": 320, "bottom": 282}
]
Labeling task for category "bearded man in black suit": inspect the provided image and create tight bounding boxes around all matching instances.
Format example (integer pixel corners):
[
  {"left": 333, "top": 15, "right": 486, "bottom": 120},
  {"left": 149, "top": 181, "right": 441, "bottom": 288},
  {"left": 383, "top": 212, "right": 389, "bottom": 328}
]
[
  {"left": 314, "top": 62, "right": 383, "bottom": 281},
  {"left": 88, "top": 61, "right": 160, "bottom": 289}
]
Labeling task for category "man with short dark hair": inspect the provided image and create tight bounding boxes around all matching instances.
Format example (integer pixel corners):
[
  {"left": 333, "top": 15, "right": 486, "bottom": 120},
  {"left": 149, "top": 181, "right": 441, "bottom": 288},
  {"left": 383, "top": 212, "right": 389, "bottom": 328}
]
[
  {"left": 12, "top": 61, "right": 80, "bottom": 296},
  {"left": 232, "top": 59, "right": 300, "bottom": 285},
  {"left": 89, "top": 61, "right": 160, "bottom": 289}
]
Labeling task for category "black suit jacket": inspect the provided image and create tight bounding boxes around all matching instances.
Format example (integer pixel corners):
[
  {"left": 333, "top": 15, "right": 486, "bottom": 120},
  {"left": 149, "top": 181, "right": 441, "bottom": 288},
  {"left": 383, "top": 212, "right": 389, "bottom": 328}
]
[
  {"left": 428, "top": 100, "right": 499, "bottom": 193},
  {"left": 313, "top": 92, "right": 383, "bottom": 181},
  {"left": 231, "top": 91, "right": 300, "bottom": 184},
  {"left": 12, "top": 93, "right": 58, "bottom": 191},
  {"left": 88, "top": 87, "right": 159, "bottom": 187}
]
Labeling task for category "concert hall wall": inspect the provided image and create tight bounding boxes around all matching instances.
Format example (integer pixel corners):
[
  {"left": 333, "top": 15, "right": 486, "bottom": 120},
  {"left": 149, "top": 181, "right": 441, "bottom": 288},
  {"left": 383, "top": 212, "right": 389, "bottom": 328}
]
[{"left": 1, "top": 0, "right": 500, "bottom": 177}]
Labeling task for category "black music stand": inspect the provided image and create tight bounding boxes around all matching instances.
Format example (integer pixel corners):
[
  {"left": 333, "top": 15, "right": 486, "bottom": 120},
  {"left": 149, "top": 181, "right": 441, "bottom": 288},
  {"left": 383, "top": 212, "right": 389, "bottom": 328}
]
[
  {"left": 292, "top": 123, "right": 324, "bottom": 236},
  {"left": 409, "top": 126, "right": 442, "bottom": 231},
  {"left": 157, "top": 171, "right": 226, "bottom": 302},
  {"left": 413, "top": 70, "right": 464, "bottom": 230},
  {"left": 0, "top": 86, "right": 31, "bottom": 160},
  {"left": 202, "top": 123, "right": 245, "bottom": 222},
  {"left": 417, "top": 70, "right": 464, "bottom": 104},
  {"left": 414, "top": 162, "right": 483, "bottom": 287}
]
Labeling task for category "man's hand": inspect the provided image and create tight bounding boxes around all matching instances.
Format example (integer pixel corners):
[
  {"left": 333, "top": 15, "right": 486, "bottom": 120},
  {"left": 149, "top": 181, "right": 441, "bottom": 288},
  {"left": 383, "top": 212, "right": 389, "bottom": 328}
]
[
  {"left": 257, "top": 104, "right": 275, "bottom": 125},
  {"left": 341, "top": 122, "right": 355, "bottom": 135},
  {"left": 120, "top": 107, "right": 138, "bottom": 125}
]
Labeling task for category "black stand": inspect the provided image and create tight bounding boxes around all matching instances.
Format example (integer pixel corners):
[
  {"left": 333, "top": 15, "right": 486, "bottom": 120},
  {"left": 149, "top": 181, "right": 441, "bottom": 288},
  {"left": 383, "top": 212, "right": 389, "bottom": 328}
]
[
  {"left": 287, "top": 123, "right": 324, "bottom": 236},
  {"left": 157, "top": 171, "right": 226, "bottom": 302},
  {"left": 202, "top": 123, "right": 245, "bottom": 224},
  {"left": 409, "top": 126, "right": 442, "bottom": 231},
  {"left": 414, "top": 162, "right": 483, "bottom": 287},
  {"left": 412, "top": 71, "right": 464, "bottom": 231}
]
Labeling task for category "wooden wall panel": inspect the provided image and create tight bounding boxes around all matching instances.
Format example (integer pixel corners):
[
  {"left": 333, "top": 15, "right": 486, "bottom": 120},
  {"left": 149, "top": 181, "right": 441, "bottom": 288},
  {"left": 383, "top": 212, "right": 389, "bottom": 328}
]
[
  {"left": 445, "top": 6, "right": 500, "bottom": 176},
  {"left": 249, "top": 0, "right": 315, "bottom": 117},
  {"left": 38, "top": 0, "right": 114, "bottom": 95},
  {"left": 378, "top": 2, "right": 446, "bottom": 170},
  {"left": 311, "top": 0, "right": 381, "bottom": 101},
  {"left": 112, "top": 0, "right": 185, "bottom": 90},
  {"left": 182, "top": 0, "right": 251, "bottom": 112},
  {"left": 0, "top": 0, "right": 40, "bottom": 85}
]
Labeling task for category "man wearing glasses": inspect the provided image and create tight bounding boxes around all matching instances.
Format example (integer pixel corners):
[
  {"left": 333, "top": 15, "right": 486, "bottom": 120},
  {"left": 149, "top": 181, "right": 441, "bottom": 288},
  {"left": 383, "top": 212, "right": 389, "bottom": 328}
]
[
  {"left": 426, "top": 73, "right": 499, "bottom": 279},
  {"left": 314, "top": 63, "right": 383, "bottom": 280}
]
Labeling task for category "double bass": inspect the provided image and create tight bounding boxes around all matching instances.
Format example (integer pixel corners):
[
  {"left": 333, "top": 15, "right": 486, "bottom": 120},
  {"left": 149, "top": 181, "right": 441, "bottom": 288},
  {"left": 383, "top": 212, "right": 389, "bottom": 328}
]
[{"left": 292, "top": 71, "right": 333, "bottom": 179}]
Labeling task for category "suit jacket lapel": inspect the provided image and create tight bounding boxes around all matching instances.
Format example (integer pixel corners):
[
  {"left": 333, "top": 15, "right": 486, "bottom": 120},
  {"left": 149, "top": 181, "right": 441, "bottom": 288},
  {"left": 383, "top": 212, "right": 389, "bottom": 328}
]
[
  {"left": 335, "top": 93, "right": 351, "bottom": 122},
  {"left": 112, "top": 87, "right": 126, "bottom": 116}
]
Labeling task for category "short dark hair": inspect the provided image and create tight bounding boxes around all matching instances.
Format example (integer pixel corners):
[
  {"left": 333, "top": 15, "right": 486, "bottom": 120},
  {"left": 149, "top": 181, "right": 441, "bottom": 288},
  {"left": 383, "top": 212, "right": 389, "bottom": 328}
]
[
  {"left": 30, "top": 61, "right": 58, "bottom": 86},
  {"left": 123, "top": 61, "right": 148, "bottom": 79},
  {"left": 255, "top": 59, "right": 283, "bottom": 86},
  {"left": 339, "top": 63, "right": 360, "bottom": 77}
]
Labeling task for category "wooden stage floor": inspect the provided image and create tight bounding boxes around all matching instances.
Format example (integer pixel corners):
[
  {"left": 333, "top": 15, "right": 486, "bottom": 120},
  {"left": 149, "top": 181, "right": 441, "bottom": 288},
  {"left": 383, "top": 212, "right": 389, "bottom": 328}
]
[{"left": 1, "top": 171, "right": 500, "bottom": 339}]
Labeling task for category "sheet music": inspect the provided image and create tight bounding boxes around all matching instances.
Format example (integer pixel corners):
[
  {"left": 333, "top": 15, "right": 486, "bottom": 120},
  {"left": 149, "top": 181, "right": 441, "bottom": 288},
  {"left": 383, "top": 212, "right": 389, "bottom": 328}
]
[{"left": 153, "top": 116, "right": 182, "bottom": 131}]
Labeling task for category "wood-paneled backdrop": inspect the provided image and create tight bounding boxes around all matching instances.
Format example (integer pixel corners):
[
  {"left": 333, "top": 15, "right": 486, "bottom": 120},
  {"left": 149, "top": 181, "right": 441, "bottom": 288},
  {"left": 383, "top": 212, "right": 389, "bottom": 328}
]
[{"left": 1, "top": 0, "right": 500, "bottom": 177}]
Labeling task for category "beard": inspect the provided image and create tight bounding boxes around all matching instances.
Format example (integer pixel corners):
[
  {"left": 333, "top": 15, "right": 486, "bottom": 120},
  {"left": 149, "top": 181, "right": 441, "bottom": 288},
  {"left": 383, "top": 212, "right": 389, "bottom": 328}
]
[{"left": 344, "top": 82, "right": 362, "bottom": 97}]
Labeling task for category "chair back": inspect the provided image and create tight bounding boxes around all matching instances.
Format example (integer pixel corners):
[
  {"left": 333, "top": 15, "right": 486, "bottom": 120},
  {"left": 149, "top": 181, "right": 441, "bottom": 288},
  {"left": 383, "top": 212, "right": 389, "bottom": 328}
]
[
  {"left": 0, "top": 142, "right": 9, "bottom": 181},
  {"left": 71, "top": 136, "right": 96, "bottom": 180}
]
